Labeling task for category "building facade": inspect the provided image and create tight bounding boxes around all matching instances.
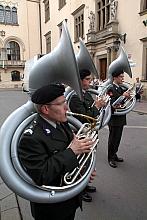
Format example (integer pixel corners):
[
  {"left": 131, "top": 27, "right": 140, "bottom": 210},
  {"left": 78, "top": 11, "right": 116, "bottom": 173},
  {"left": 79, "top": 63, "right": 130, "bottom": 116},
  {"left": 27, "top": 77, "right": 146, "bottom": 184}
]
[
  {"left": 0, "top": 0, "right": 147, "bottom": 99},
  {"left": 40, "top": 0, "right": 147, "bottom": 99},
  {"left": 0, "top": 0, "right": 41, "bottom": 87}
]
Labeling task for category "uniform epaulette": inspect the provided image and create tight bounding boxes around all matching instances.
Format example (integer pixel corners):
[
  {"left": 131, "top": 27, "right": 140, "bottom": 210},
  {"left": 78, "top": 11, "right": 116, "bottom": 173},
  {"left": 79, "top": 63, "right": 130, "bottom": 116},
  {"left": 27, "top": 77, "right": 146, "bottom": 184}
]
[{"left": 23, "top": 120, "right": 37, "bottom": 136}]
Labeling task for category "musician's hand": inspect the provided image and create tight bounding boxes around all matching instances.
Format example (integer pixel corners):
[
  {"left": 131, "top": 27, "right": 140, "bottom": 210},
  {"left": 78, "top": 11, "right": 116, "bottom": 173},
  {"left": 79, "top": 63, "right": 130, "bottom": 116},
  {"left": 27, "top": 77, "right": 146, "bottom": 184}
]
[
  {"left": 123, "top": 91, "right": 131, "bottom": 98},
  {"left": 95, "top": 97, "right": 106, "bottom": 108},
  {"left": 69, "top": 134, "right": 94, "bottom": 155},
  {"left": 113, "top": 104, "right": 121, "bottom": 109},
  {"left": 89, "top": 170, "right": 96, "bottom": 183}
]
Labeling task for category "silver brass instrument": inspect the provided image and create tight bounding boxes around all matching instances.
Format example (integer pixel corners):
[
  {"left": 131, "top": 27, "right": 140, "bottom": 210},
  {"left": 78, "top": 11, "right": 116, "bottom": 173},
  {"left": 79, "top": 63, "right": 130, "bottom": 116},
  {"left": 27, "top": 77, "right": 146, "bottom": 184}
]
[
  {"left": 0, "top": 21, "right": 98, "bottom": 203},
  {"left": 107, "top": 47, "right": 136, "bottom": 115},
  {"left": 64, "top": 112, "right": 99, "bottom": 185},
  {"left": 112, "top": 82, "right": 136, "bottom": 109},
  {"left": 65, "top": 38, "right": 111, "bottom": 130}
]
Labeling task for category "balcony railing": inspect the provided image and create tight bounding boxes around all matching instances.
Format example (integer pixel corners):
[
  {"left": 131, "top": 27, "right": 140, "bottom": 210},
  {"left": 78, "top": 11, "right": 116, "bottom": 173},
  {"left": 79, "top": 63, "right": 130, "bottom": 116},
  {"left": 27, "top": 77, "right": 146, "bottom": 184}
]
[{"left": 0, "top": 60, "right": 25, "bottom": 68}]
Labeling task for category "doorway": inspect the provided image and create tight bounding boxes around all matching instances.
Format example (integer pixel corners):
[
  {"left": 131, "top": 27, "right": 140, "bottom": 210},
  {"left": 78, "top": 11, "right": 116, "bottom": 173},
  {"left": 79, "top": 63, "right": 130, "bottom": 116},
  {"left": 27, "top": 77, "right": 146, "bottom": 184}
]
[{"left": 99, "top": 58, "right": 107, "bottom": 81}]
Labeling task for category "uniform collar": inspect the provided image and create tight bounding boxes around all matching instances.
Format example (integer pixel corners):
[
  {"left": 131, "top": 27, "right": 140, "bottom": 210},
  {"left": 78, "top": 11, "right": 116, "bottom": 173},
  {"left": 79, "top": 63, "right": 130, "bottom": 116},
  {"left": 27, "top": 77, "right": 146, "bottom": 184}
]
[
  {"left": 113, "top": 82, "right": 120, "bottom": 87},
  {"left": 40, "top": 115, "right": 56, "bottom": 128}
]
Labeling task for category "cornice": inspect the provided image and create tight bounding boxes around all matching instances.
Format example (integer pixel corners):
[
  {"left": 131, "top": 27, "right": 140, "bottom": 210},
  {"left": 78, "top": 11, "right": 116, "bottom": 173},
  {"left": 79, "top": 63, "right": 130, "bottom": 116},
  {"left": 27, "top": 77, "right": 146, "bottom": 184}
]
[
  {"left": 71, "top": 4, "right": 85, "bottom": 16},
  {"left": 140, "top": 37, "right": 147, "bottom": 42},
  {"left": 27, "top": 0, "right": 40, "bottom": 3},
  {"left": 0, "top": 1, "right": 18, "bottom": 7}
]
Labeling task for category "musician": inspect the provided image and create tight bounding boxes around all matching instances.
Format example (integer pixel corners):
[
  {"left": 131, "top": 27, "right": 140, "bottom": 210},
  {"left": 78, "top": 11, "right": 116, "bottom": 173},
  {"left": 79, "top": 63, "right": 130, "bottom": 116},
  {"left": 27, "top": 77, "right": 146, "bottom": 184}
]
[
  {"left": 107, "top": 71, "right": 131, "bottom": 168},
  {"left": 135, "top": 77, "right": 143, "bottom": 102},
  {"left": 69, "top": 69, "right": 106, "bottom": 202},
  {"left": 18, "top": 84, "right": 94, "bottom": 220}
]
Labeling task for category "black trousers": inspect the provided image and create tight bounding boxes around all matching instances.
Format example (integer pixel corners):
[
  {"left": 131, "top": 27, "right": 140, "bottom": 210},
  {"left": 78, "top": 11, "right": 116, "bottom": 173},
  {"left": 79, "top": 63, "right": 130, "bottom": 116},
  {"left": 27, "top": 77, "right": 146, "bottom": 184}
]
[
  {"left": 135, "top": 93, "right": 141, "bottom": 101},
  {"left": 108, "top": 125, "right": 124, "bottom": 161},
  {"left": 31, "top": 201, "right": 78, "bottom": 220},
  {"left": 35, "top": 212, "right": 75, "bottom": 220}
]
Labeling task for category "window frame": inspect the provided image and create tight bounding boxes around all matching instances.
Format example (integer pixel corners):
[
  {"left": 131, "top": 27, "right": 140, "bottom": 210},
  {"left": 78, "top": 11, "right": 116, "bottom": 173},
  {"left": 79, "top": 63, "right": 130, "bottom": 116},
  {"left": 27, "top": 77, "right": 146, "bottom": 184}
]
[
  {"left": 96, "top": 0, "right": 111, "bottom": 31},
  {"left": 0, "top": 5, "right": 4, "bottom": 23},
  {"left": 72, "top": 4, "right": 85, "bottom": 43},
  {"left": 0, "top": 4, "right": 18, "bottom": 25},
  {"left": 58, "top": 0, "right": 66, "bottom": 10},
  {"left": 45, "top": 31, "right": 51, "bottom": 53},
  {"left": 12, "top": 7, "right": 18, "bottom": 24},
  {"left": 140, "top": 0, "right": 147, "bottom": 15},
  {"left": 6, "top": 41, "right": 20, "bottom": 61},
  {"left": 44, "top": 0, "right": 50, "bottom": 23}
]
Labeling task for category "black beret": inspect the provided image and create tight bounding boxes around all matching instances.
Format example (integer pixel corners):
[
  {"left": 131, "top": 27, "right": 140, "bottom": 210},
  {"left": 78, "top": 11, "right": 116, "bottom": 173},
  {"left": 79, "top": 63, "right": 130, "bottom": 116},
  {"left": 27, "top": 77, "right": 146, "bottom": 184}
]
[
  {"left": 79, "top": 69, "right": 91, "bottom": 80},
  {"left": 31, "top": 84, "right": 65, "bottom": 104},
  {"left": 112, "top": 68, "right": 124, "bottom": 77}
]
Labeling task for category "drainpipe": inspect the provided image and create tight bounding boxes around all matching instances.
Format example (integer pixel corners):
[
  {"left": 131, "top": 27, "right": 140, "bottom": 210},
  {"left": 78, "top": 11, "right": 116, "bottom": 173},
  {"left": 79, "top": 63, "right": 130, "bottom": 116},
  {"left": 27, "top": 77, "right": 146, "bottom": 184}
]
[{"left": 38, "top": 0, "right": 42, "bottom": 54}]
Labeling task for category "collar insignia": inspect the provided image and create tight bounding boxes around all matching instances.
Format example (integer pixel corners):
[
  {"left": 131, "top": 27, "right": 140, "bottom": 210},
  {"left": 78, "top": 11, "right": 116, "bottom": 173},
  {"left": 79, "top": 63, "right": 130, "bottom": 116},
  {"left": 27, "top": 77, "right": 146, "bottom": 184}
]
[{"left": 45, "top": 128, "right": 51, "bottom": 134}]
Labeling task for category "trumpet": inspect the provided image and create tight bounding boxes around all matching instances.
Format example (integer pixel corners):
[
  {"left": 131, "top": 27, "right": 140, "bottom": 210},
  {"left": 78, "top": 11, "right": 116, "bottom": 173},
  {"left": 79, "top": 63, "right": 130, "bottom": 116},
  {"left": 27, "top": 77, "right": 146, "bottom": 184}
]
[{"left": 64, "top": 112, "right": 99, "bottom": 185}]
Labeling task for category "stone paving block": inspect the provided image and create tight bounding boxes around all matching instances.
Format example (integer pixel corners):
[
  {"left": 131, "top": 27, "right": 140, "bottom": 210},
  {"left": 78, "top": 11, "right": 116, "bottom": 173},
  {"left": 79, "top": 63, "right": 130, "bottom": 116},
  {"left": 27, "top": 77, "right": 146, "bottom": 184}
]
[
  {"left": 17, "top": 196, "right": 33, "bottom": 220},
  {"left": 1, "top": 207, "right": 21, "bottom": 220},
  {"left": 0, "top": 177, "right": 3, "bottom": 184},
  {"left": 1, "top": 193, "right": 18, "bottom": 212},
  {"left": 0, "top": 183, "right": 12, "bottom": 200}
]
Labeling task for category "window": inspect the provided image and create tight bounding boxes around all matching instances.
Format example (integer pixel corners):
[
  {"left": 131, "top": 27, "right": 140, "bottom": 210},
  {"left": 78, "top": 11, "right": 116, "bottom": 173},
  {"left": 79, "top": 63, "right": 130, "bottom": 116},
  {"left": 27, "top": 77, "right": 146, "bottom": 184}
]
[
  {"left": 0, "top": 5, "right": 18, "bottom": 25},
  {"left": 96, "top": 0, "right": 111, "bottom": 31},
  {"left": 143, "top": 0, "right": 147, "bottom": 10},
  {"left": 59, "top": 0, "right": 66, "bottom": 10},
  {"left": 6, "top": 41, "right": 20, "bottom": 61},
  {"left": 44, "top": 0, "right": 50, "bottom": 22},
  {"left": 140, "top": 0, "right": 147, "bottom": 14},
  {"left": 140, "top": 38, "right": 147, "bottom": 80},
  {"left": 45, "top": 31, "right": 51, "bottom": 53},
  {"left": 146, "top": 48, "right": 147, "bottom": 79},
  {"left": 58, "top": 19, "right": 67, "bottom": 36},
  {"left": 5, "top": 6, "right": 11, "bottom": 24},
  {"left": 11, "top": 70, "right": 20, "bottom": 81},
  {"left": 144, "top": 47, "right": 147, "bottom": 80},
  {"left": 72, "top": 5, "right": 85, "bottom": 42},
  {"left": 0, "top": 5, "right": 4, "bottom": 23},
  {"left": 58, "top": 22, "right": 63, "bottom": 36},
  {"left": 12, "top": 7, "right": 18, "bottom": 24}
]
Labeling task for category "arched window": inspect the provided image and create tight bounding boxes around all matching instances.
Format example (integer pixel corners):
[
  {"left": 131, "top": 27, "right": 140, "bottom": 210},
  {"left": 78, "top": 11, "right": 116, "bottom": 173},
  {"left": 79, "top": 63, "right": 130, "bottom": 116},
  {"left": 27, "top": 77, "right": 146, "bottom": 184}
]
[
  {"left": 0, "top": 5, "right": 4, "bottom": 23},
  {"left": 6, "top": 41, "right": 20, "bottom": 61},
  {"left": 11, "top": 70, "right": 20, "bottom": 81},
  {"left": 5, "top": 6, "right": 11, "bottom": 24},
  {"left": 12, "top": 7, "right": 18, "bottom": 24}
]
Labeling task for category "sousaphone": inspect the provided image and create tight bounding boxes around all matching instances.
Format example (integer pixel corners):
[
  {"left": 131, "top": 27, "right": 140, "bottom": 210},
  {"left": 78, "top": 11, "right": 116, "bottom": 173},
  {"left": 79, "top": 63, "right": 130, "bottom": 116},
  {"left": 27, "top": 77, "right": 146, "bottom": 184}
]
[
  {"left": 65, "top": 38, "right": 111, "bottom": 130},
  {"left": 0, "top": 21, "right": 96, "bottom": 203},
  {"left": 107, "top": 47, "right": 136, "bottom": 115}
]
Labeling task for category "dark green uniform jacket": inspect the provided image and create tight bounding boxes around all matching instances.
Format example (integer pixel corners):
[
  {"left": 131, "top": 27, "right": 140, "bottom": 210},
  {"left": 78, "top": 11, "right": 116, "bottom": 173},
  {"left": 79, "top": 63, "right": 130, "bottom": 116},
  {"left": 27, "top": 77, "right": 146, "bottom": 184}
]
[
  {"left": 69, "top": 91, "right": 99, "bottom": 123},
  {"left": 18, "top": 115, "right": 81, "bottom": 220},
  {"left": 108, "top": 84, "right": 127, "bottom": 126}
]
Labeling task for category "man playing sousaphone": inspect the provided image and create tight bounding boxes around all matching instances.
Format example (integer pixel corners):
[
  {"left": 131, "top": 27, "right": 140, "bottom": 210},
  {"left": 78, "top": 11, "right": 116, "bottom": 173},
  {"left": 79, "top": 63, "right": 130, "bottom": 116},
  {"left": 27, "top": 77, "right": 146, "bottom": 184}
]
[
  {"left": 69, "top": 69, "right": 107, "bottom": 202},
  {"left": 18, "top": 83, "right": 97, "bottom": 220},
  {"left": 107, "top": 70, "right": 131, "bottom": 168}
]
